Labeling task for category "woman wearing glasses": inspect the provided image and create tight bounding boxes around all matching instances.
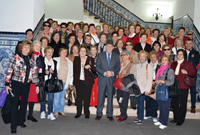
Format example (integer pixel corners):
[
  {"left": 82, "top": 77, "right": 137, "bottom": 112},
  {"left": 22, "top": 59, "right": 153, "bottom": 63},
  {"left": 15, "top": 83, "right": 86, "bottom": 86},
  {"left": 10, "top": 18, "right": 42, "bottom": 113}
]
[
  {"left": 36, "top": 21, "right": 52, "bottom": 42},
  {"left": 162, "top": 44, "right": 175, "bottom": 64}
]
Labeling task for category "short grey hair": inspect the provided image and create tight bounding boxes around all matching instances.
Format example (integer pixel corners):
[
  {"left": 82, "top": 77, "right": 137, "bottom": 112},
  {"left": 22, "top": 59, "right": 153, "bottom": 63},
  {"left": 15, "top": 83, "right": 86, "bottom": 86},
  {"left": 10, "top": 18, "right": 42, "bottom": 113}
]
[
  {"left": 121, "top": 50, "right": 131, "bottom": 58},
  {"left": 76, "top": 29, "right": 83, "bottom": 35},
  {"left": 33, "top": 40, "right": 41, "bottom": 49}
]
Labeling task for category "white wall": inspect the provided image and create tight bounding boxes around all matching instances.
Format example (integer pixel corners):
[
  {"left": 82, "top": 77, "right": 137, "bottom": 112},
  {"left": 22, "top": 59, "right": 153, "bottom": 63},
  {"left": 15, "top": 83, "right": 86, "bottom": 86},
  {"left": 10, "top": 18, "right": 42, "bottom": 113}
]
[
  {"left": 0, "top": 0, "right": 45, "bottom": 32},
  {"left": 45, "top": 0, "right": 84, "bottom": 21},
  {"left": 194, "top": 0, "right": 200, "bottom": 32}
]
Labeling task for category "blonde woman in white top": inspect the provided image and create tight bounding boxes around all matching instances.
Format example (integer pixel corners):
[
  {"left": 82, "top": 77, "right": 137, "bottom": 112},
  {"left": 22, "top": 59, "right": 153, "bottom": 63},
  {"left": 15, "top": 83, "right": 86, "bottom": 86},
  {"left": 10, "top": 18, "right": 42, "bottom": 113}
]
[{"left": 134, "top": 50, "right": 153, "bottom": 125}]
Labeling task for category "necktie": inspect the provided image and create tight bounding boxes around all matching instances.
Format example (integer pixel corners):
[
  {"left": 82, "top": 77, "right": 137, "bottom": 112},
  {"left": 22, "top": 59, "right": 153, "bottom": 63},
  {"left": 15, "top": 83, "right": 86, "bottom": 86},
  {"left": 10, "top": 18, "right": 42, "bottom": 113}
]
[{"left": 108, "top": 53, "right": 111, "bottom": 66}]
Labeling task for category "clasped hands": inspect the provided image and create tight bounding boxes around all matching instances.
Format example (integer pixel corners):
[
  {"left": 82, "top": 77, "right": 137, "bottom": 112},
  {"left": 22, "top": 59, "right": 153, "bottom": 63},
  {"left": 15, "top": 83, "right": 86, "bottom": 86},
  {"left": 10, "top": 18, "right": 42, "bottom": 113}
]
[{"left": 104, "top": 71, "right": 113, "bottom": 77}]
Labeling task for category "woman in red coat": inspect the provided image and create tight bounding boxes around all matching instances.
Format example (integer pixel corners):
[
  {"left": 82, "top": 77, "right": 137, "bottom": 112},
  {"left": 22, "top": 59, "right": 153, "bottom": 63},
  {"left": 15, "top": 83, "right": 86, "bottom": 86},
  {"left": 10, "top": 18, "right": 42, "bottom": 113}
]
[
  {"left": 127, "top": 24, "right": 140, "bottom": 48},
  {"left": 27, "top": 40, "right": 44, "bottom": 122},
  {"left": 171, "top": 49, "right": 196, "bottom": 126}
]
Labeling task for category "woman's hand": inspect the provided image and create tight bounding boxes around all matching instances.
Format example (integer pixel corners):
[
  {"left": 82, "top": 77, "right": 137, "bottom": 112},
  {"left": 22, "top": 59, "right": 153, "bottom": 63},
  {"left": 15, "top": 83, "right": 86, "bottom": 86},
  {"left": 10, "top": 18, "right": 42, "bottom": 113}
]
[
  {"left": 155, "top": 80, "right": 165, "bottom": 84},
  {"left": 5, "top": 86, "right": 12, "bottom": 94},
  {"left": 36, "top": 86, "right": 39, "bottom": 94},
  {"left": 181, "top": 69, "right": 188, "bottom": 74},
  {"left": 85, "top": 65, "right": 91, "bottom": 69},
  {"left": 45, "top": 69, "right": 50, "bottom": 75},
  {"left": 49, "top": 69, "right": 54, "bottom": 74},
  {"left": 144, "top": 91, "right": 149, "bottom": 95}
]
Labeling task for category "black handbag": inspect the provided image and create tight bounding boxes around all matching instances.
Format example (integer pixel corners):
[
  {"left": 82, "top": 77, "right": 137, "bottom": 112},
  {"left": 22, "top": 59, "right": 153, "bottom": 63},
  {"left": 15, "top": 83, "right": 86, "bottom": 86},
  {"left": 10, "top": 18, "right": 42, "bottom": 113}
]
[
  {"left": 45, "top": 74, "right": 63, "bottom": 93},
  {"left": 165, "top": 68, "right": 180, "bottom": 98},
  {"left": 89, "top": 57, "right": 98, "bottom": 79},
  {"left": 38, "top": 82, "right": 45, "bottom": 102}
]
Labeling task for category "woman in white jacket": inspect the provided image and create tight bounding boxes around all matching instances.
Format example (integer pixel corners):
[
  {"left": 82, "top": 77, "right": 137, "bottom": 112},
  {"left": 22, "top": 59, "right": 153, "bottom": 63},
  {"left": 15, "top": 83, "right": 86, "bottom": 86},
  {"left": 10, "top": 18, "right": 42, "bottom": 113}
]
[
  {"left": 134, "top": 50, "right": 153, "bottom": 125},
  {"left": 53, "top": 48, "right": 73, "bottom": 117}
]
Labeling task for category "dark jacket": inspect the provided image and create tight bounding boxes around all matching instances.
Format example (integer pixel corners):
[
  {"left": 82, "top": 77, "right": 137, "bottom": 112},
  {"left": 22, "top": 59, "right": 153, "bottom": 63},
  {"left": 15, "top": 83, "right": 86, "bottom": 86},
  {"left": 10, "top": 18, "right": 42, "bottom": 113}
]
[
  {"left": 49, "top": 39, "right": 67, "bottom": 57},
  {"left": 58, "top": 31, "right": 68, "bottom": 46},
  {"left": 184, "top": 48, "right": 200, "bottom": 72},
  {"left": 133, "top": 43, "right": 152, "bottom": 53},
  {"left": 112, "top": 47, "right": 125, "bottom": 55},
  {"left": 73, "top": 56, "right": 96, "bottom": 87},
  {"left": 171, "top": 60, "right": 197, "bottom": 89}
]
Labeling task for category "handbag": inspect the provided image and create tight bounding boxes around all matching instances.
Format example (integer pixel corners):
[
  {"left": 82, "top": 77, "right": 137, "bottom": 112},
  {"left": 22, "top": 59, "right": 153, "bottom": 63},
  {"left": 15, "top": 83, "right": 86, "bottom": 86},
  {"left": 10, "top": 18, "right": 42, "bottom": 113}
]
[
  {"left": 0, "top": 88, "right": 7, "bottom": 108},
  {"left": 114, "top": 62, "right": 132, "bottom": 90},
  {"left": 45, "top": 74, "right": 63, "bottom": 93},
  {"left": 165, "top": 68, "right": 180, "bottom": 98},
  {"left": 65, "top": 86, "right": 76, "bottom": 103},
  {"left": 156, "top": 84, "right": 169, "bottom": 101},
  {"left": 89, "top": 57, "right": 98, "bottom": 79},
  {"left": 183, "top": 74, "right": 196, "bottom": 87},
  {"left": 38, "top": 82, "right": 45, "bottom": 102}
]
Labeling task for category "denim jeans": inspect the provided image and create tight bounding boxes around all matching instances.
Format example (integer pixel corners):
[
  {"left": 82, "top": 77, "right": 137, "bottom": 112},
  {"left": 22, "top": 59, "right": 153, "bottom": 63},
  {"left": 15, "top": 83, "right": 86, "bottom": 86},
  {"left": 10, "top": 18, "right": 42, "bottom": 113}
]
[
  {"left": 40, "top": 91, "right": 54, "bottom": 115},
  {"left": 137, "top": 94, "right": 146, "bottom": 121},
  {"left": 53, "top": 83, "right": 66, "bottom": 113}
]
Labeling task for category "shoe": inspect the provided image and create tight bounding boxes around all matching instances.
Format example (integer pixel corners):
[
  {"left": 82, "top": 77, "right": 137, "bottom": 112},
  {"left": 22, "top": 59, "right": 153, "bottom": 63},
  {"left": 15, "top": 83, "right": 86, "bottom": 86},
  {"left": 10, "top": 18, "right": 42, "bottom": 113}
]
[
  {"left": 153, "top": 118, "right": 158, "bottom": 123},
  {"left": 116, "top": 115, "right": 121, "bottom": 118},
  {"left": 47, "top": 113, "right": 56, "bottom": 120},
  {"left": 159, "top": 124, "right": 167, "bottom": 129},
  {"left": 95, "top": 116, "right": 102, "bottom": 120},
  {"left": 107, "top": 117, "right": 114, "bottom": 121},
  {"left": 176, "top": 122, "right": 183, "bottom": 126},
  {"left": 85, "top": 116, "right": 90, "bottom": 119},
  {"left": 11, "top": 129, "right": 16, "bottom": 134},
  {"left": 74, "top": 115, "right": 81, "bottom": 119},
  {"left": 18, "top": 123, "right": 27, "bottom": 128},
  {"left": 191, "top": 108, "right": 196, "bottom": 113},
  {"left": 154, "top": 122, "right": 161, "bottom": 126},
  {"left": 117, "top": 117, "right": 127, "bottom": 122},
  {"left": 137, "top": 120, "right": 142, "bottom": 125},
  {"left": 27, "top": 115, "right": 38, "bottom": 122},
  {"left": 144, "top": 116, "right": 151, "bottom": 120},
  {"left": 59, "top": 112, "right": 67, "bottom": 117},
  {"left": 54, "top": 113, "right": 59, "bottom": 117},
  {"left": 40, "top": 111, "right": 46, "bottom": 119},
  {"left": 170, "top": 120, "right": 177, "bottom": 123},
  {"left": 68, "top": 100, "right": 72, "bottom": 106},
  {"left": 133, "top": 119, "right": 139, "bottom": 123}
]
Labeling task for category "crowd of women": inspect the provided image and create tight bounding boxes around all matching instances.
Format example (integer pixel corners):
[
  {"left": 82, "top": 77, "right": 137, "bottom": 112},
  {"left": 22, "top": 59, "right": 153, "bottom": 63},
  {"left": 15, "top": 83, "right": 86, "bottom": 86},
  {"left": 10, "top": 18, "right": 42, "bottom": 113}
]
[{"left": 4, "top": 18, "right": 200, "bottom": 134}]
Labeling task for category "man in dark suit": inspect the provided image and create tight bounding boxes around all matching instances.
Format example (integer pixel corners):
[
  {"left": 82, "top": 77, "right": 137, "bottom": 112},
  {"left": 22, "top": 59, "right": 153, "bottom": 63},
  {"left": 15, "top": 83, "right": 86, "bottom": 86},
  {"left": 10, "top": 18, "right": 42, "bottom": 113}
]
[
  {"left": 95, "top": 40, "right": 120, "bottom": 121},
  {"left": 133, "top": 33, "right": 152, "bottom": 53},
  {"left": 15, "top": 29, "right": 33, "bottom": 54},
  {"left": 185, "top": 39, "right": 200, "bottom": 113}
]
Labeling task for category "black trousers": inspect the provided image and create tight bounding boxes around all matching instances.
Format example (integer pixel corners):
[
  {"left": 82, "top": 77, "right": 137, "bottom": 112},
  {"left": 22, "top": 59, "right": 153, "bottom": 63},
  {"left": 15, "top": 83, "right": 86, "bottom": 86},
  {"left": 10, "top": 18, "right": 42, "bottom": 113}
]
[
  {"left": 172, "top": 89, "right": 189, "bottom": 124},
  {"left": 117, "top": 89, "right": 130, "bottom": 118},
  {"left": 76, "top": 80, "right": 92, "bottom": 116},
  {"left": 145, "top": 96, "right": 158, "bottom": 118},
  {"left": 10, "top": 80, "right": 30, "bottom": 129}
]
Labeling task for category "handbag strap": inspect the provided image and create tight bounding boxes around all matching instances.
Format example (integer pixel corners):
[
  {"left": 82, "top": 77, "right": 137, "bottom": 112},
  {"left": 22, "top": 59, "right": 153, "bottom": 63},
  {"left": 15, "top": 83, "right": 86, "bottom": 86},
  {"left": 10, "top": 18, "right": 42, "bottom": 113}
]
[
  {"left": 164, "top": 68, "right": 171, "bottom": 81},
  {"left": 125, "top": 62, "right": 133, "bottom": 76},
  {"left": 146, "top": 64, "right": 148, "bottom": 80}
]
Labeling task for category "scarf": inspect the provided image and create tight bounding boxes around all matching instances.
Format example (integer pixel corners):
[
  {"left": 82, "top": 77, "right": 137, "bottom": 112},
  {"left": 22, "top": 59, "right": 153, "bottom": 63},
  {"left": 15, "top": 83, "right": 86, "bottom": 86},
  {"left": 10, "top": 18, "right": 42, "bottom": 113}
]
[
  {"left": 175, "top": 59, "right": 184, "bottom": 75},
  {"left": 155, "top": 64, "right": 169, "bottom": 80},
  {"left": 44, "top": 57, "right": 55, "bottom": 81},
  {"left": 139, "top": 60, "right": 147, "bottom": 65},
  {"left": 43, "top": 30, "right": 50, "bottom": 38},
  {"left": 32, "top": 50, "right": 43, "bottom": 73},
  {"left": 119, "top": 61, "right": 131, "bottom": 74},
  {"left": 89, "top": 31, "right": 96, "bottom": 35}
]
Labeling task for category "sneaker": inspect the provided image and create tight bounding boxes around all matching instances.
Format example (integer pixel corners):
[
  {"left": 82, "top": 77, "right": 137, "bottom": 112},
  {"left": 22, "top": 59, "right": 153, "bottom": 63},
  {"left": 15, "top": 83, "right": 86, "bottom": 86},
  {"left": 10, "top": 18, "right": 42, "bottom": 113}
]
[
  {"left": 137, "top": 120, "right": 142, "bottom": 125},
  {"left": 133, "top": 119, "right": 138, "bottom": 123},
  {"left": 40, "top": 111, "right": 46, "bottom": 119},
  {"left": 153, "top": 118, "right": 158, "bottom": 123},
  {"left": 154, "top": 122, "right": 161, "bottom": 126},
  {"left": 159, "top": 124, "right": 167, "bottom": 129},
  {"left": 47, "top": 113, "right": 56, "bottom": 120},
  {"left": 144, "top": 116, "right": 151, "bottom": 120}
]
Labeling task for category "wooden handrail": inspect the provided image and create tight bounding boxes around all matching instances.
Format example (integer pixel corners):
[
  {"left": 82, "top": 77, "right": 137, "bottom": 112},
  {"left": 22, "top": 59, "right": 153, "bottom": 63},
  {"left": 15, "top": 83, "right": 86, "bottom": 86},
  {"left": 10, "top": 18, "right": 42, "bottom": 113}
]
[{"left": 83, "top": 0, "right": 132, "bottom": 24}]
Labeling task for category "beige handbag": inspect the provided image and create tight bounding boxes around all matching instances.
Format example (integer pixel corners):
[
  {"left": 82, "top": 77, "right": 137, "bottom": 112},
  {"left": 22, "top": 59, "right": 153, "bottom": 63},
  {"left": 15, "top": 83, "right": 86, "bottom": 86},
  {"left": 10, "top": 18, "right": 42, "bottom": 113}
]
[{"left": 65, "top": 86, "right": 76, "bottom": 103}]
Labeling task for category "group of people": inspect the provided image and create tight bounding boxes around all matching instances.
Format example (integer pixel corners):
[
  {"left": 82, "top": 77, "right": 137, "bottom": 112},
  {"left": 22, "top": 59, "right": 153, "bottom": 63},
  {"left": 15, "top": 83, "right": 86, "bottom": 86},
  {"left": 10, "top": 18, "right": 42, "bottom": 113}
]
[{"left": 4, "top": 18, "right": 200, "bottom": 134}]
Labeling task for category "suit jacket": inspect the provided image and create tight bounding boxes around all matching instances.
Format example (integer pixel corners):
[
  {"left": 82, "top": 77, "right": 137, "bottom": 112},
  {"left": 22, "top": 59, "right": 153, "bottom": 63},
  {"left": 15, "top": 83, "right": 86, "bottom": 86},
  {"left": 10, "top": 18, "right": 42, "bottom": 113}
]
[
  {"left": 171, "top": 60, "right": 197, "bottom": 89},
  {"left": 96, "top": 52, "right": 120, "bottom": 85},
  {"left": 184, "top": 48, "right": 200, "bottom": 72},
  {"left": 73, "top": 56, "right": 95, "bottom": 87},
  {"left": 133, "top": 43, "right": 152, "bottom": 53}
]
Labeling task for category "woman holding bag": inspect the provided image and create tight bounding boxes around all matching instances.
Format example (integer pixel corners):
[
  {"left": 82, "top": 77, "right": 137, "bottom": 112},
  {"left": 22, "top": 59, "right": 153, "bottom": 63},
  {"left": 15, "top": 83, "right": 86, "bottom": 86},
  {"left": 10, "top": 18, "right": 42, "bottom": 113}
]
[
  {"left": 73, "top": 46, "right": 96, "bottom": 119},
  {"left": 154, "top": 55, "right": 175, "bottom": 129},
  {"left": 171, "top": 49, "right": 196, "bottom": 126},
  {"left": 40, "top": 46, "right": 57, "bottom": 121},
  {"left": 53, "top": 48, "right": 73, "bottom": 117}
]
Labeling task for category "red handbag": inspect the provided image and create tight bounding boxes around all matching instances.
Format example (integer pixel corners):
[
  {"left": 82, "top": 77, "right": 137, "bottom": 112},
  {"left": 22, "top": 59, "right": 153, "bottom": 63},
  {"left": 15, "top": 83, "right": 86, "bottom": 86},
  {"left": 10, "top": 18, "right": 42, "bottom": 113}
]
[{"left": 113, "top": 78, "right": 123, "bottom": 90}]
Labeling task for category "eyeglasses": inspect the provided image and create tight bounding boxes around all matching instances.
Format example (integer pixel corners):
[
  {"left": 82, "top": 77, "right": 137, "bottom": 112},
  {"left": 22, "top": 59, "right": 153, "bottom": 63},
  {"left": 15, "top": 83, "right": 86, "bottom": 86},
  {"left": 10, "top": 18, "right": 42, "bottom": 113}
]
[
  {"left": 125, "top": 44, "right": 132, "bottom": 46},
  {"left": 164, "top": 48, "right": 171, "bottom": 51},
  {"left": 121, "top": 54, "right": 127, "bottom": 57},
  {"left": 187, "top": 34, "right": 193, "bottom": 35},
  {"left": 44, "top": 25, "right": 50, "bottom": 27}
]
